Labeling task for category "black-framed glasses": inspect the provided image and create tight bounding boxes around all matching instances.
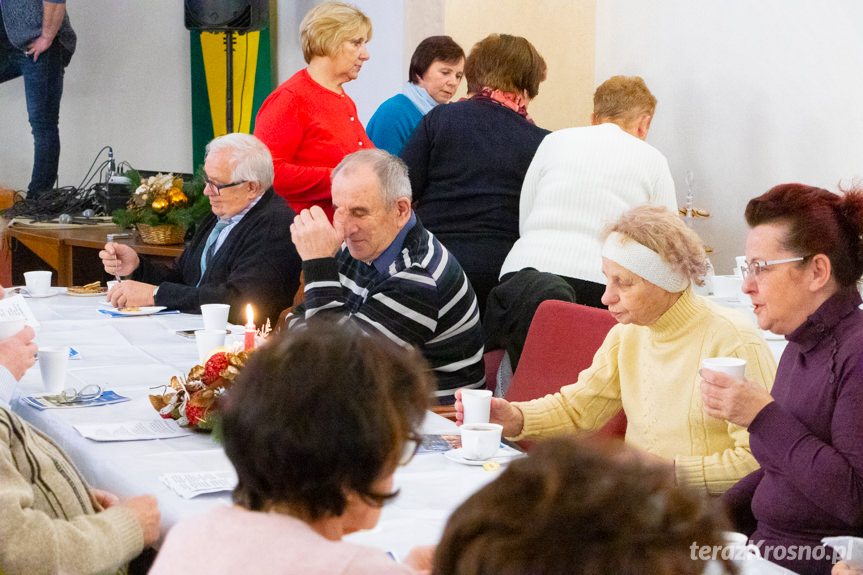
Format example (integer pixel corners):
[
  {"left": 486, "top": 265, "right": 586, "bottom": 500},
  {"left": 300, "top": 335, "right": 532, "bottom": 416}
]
[
  {"left": 203, "top": 175, "right": 247, "bottom": 196},
  {"left": 739, "top": 256, "right": 810, "bottom": 280}
]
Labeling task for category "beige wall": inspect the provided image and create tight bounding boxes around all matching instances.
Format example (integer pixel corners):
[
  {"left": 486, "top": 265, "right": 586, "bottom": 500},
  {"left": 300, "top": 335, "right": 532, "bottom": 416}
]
[
  {"left": 443, "top": 0, "right": 596, "bottom": 131},
  {"left": 403, "top": 1, "right": 446, "bottom": 79}
]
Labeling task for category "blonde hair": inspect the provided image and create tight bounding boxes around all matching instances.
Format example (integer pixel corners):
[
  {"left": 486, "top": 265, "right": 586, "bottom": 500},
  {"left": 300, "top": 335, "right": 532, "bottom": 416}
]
[
  {"left": 299, "top": 2, "right": 372, "bottom": 64},
  {"left": 603, "top": 205, "right": 708, "bottom": 286},
  {"left": 593, "top": 76, "right": 657, "bottom": 128}
]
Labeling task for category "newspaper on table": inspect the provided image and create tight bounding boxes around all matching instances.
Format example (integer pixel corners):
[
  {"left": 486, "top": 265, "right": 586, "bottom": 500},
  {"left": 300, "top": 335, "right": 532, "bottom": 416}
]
[
  {"left": 74, "top": 418, "right": 194, "bottom": 441},
  {"left": 160, "top": 471, "right": 238, "bottom": 499}
]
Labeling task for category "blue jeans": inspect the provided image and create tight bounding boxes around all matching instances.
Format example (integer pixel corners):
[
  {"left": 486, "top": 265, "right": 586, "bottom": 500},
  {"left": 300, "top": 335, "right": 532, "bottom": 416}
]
[{"left": 0, "top": 12, "right": 67, "bottom": 196}]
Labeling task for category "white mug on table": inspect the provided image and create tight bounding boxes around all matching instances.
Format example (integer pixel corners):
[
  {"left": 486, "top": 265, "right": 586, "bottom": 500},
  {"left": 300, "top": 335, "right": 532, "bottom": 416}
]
[
  {"left": 39, "top": 346, "right": 70, "bottom": 394},
  {"left": 24, "top": 270, "right": 52, "bottom": 296},
  {"left": 200, "top": 304, "right": 230, "bottom": 331},
  {"left": 195, "top": 329, "right": 226, "bottom": 363}
]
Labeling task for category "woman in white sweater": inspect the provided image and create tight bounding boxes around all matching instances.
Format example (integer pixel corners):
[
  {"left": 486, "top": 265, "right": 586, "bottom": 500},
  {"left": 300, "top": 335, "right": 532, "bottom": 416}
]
[{"left": 486, "top": 75, "right": 678, "bottom": 368}]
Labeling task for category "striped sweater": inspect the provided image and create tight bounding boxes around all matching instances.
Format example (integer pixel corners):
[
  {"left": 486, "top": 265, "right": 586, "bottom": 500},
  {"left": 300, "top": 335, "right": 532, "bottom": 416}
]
[
  {"left": 0, "top": 408, "right": 142, "bottom": 575},
  {"left": 292, "top": 219, "right": 485, "bottom": 395}
]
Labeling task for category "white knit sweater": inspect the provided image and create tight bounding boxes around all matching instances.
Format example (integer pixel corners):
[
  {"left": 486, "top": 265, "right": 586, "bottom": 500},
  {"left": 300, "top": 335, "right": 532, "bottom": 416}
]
[{"left": 500, "top": 122, "right": 678, "bottom": 284}]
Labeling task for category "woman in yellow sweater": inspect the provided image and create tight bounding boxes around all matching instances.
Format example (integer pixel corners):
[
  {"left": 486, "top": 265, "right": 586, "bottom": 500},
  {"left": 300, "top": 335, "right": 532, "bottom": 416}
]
[{"left": 456, "top": 205, "right": 776, "bottom": 494}]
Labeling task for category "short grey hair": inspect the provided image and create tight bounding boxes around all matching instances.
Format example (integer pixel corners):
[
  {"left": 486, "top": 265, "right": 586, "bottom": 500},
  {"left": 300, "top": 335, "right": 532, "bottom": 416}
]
[
  {"left": 331, "top": 149, "right": 412, "bottom": 208},
  {"left": 205, "top": 133, "right": 274, "bottom": 192}
]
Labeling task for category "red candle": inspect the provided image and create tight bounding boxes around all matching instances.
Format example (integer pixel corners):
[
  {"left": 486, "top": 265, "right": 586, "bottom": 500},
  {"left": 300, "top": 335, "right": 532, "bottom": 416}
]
[{"left": 244, "top": 304, "right": 255, "bottom": 351}]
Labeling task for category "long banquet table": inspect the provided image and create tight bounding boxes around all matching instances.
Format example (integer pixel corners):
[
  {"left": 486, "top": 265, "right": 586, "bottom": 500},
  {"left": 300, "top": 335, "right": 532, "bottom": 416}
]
[{"left": 9, "top": 291, "right": 501, "bottom": 558}]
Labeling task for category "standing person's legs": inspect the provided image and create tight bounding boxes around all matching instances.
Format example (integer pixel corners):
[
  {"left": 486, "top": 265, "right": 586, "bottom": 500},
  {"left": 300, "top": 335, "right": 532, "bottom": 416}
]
[{"left": 21, "top": 41, "right": 65, "bottom": 197}]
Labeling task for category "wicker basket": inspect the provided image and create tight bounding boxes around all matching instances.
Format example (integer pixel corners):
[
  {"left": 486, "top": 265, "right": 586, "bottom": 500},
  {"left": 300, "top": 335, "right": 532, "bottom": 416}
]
[{"left": 137, "top": 223, "right": 186, "bottom": 245}]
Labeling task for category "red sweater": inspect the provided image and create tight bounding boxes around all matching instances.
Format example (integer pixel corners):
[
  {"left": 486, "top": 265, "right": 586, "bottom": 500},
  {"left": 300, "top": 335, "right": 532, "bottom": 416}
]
[{"left": 254, "top": 69, "right": 373, "bottom": 219}]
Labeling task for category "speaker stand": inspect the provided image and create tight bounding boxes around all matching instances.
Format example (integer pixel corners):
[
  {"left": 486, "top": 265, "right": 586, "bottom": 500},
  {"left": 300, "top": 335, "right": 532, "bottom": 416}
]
[{"left": 223, "top": 30, "right": 236, "bottom": 134}]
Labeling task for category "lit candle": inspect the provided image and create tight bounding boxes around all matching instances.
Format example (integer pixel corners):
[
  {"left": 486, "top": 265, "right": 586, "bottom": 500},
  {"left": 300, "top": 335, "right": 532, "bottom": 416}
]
[{"left": 244, "top": 304, "right": 255, "bottom": 351}]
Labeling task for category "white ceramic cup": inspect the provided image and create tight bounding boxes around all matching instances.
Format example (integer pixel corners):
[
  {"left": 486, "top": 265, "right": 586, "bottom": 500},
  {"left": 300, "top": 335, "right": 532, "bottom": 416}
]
[
  {"left": 0, "top": 318, "right": 26, "bottom": 339},
  {"left": 195, "top": 329, "right": 226, "bottom": 362},
  {"left": 461, "top": 389, "right": 492, "bottom": 425},
  {"left": 460, "top": 423, "right": 503, "bottom": 461},
  {"left": 723, "top": 531, "right": 761, "bottom": 558},
  {"left": 200, "top": 303, "right": 230, "bottom": 331},
  {"left": 24, "top": 270, "right": 52, "bottom": 296},
  {"left": 712, "top": 275, "right": 744, "bottom": 298},
  {"left": 702, "top": 357, "right": 746, "bottom": 379},
  {"left": 39, "top": 346, "right": 70, "bottom": 394}
]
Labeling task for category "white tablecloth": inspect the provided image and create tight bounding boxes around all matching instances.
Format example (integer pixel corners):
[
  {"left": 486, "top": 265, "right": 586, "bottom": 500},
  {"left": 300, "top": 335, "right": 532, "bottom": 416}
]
[{"left": 10, "top": 293, "right": 500, "bottom": 557}]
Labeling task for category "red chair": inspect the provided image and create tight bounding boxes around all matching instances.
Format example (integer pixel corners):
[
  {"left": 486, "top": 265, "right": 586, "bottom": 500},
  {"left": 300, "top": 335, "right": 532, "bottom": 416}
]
[{"left": 504, "top": 300, "right": 627, "bottom": 442}]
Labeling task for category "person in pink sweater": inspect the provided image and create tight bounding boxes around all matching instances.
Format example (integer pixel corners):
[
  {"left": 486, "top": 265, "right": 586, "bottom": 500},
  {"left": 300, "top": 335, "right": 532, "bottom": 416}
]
[
  {"left": 151, "top": 321, "right": 434, "bottom": 574},
  {"left": 254, "top": 2, "right": 374, "bottom": 220}
]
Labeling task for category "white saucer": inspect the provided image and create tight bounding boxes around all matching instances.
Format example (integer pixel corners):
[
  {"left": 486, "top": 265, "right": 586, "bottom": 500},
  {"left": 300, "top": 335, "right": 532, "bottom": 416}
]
[
  {"left": 444, "top": 447, "right": 524, "bottom": 466},
  {"left": 23, "top": 287, "right": 64, "bottom": 298},
  {"left": 109, "top": 306, "right": 167, "bottom": 317}
]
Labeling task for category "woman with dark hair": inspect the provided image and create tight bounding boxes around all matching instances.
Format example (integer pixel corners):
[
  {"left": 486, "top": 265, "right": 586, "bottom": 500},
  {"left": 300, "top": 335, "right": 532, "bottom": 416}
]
[
  {"left": 433, "top": 436, "right": 732, "bottom": 575},
  {"left": 151, "top": 322, "right": 434, "bottom": 574},
  {"left": 254, "top": 2, "right": 373, "bottom": 220},
  {"left": 366, "top": 36, "right": 464, "bottom": 155},
  {"left": 400, "top": 33, "right": 550, "bottom": 314},
  {"left": 701, "top": 183, "right": 863, "bottom": 575}
]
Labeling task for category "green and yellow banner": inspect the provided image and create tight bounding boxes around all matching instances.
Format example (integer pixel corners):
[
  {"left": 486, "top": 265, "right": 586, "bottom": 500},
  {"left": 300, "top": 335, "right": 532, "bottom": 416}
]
[{"left": 189, "top": 22, "right": 274, "bottom": 168}]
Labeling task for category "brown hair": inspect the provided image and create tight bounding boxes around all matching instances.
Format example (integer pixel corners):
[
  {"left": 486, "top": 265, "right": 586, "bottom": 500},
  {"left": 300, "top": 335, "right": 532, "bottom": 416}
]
[
  {"left": 408, "top": 35, "right": 464, "bottom": 84},
  {"left": 745, "top": 182, "right": 863, "bottom": 288},
  {"left": 594, "top": 75, "right": 657, "bottom": 127},
  {"left": 224, "top": 321, "right": 432, "bottom": 519},
  {"left": 464, "top": 33, "right": 547, "bottom": 98},
  {"left": 299, "top": 1, "right": 372, "bottom": 64},
  {"left": 604, "top": 205, "right": 709, "bottom": 286},
  {"left": 433, "top": 436, "right": 734, "bottom": 575}
]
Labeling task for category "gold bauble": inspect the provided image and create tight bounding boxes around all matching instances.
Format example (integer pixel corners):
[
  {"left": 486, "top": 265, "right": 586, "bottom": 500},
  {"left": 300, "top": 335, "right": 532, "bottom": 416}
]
[
  {"left": 168, "top": 188, "right": 188, "bottom": 208},
  {"left": 151, "top": 198, "right": 170, "bottom": 213}
]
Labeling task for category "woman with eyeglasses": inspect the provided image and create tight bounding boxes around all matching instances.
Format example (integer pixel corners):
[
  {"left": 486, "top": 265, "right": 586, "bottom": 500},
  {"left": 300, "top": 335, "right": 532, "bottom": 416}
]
[
  {"left": 151, "top": 321, "right": 433, "bottom": 574},
  {"left": 455, "top": 205, "right": 777, "bottom": 494},
  {"left": 702, "top": 183, "right": 863, "bottom": 575}
]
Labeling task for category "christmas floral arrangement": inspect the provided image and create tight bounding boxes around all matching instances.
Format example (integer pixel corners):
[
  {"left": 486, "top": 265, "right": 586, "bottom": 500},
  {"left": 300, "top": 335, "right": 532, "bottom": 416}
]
[
  {"left": 149, "top": 321, "right": 271, "bottom": 431},
  {"left": 149, "top": 346, "right": 250, "bottom": 430},
  {"left": 111, "top": 169, "right": 210, "bottom": 230}
]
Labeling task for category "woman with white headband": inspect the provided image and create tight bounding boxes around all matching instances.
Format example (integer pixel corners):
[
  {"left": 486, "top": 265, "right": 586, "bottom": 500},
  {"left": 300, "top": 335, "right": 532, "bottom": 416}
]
[{"left": 455, "top": 205, "right": 777, "bottom": 494}]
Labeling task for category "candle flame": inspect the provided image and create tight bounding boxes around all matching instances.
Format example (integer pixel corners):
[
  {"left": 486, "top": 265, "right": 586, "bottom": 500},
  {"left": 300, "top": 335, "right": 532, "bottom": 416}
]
[{"left": 246, "top": 304, "right": 254, "bottom": 325}]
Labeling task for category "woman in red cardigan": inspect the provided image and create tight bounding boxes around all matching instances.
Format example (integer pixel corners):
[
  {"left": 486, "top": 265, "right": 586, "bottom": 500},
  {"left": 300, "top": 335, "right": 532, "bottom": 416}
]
[{"left": 254, "top": 2, "right": 373, "bottom": 220}]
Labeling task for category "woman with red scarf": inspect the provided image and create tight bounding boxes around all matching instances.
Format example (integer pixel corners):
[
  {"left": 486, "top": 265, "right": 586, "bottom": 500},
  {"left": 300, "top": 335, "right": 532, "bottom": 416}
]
[{"left": 400, "top": 34, "right": 549, "bottom": 315}]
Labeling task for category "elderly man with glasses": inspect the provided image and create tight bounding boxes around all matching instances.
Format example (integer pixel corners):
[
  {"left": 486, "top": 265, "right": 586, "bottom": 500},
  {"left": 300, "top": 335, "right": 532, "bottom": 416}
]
[{"left": 99, "top": 133, "right": 302, "bottom": 325}]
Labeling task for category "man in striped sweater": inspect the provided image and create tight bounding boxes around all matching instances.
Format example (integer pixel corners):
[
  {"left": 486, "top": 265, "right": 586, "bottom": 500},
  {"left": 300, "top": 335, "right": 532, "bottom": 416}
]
[{"left": 289, "top": 149, "right": 485, "bottom": 402}]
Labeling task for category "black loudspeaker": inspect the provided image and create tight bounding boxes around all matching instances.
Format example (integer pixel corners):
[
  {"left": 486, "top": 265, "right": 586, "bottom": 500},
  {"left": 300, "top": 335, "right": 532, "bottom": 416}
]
[{"left": 184, "top": 0, "right": 269, "bottom": 32}]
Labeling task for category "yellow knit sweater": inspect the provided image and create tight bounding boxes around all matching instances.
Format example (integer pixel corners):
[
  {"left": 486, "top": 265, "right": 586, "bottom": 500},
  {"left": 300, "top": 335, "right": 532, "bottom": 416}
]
[{"left": 513, "top": 288, "right": 777, "bottom": 494}]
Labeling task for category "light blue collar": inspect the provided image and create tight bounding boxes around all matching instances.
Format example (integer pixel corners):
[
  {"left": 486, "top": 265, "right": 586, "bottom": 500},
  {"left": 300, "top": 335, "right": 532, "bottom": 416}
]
[{"left": 403, "top": 82, "right": 437, "bottom": 116}]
